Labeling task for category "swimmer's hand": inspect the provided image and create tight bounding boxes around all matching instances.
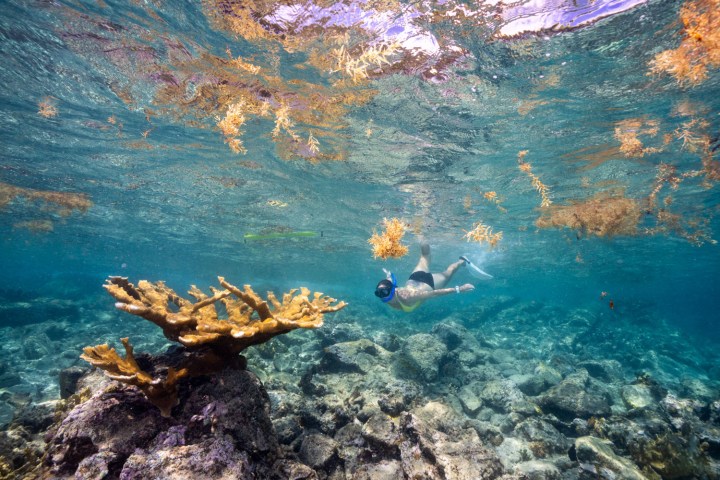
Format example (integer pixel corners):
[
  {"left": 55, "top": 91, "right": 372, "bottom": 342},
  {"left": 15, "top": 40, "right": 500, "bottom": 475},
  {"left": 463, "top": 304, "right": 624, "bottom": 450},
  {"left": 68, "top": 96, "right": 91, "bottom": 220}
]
[{"left": 459, "top": 283, "right": 474, "bottom": 292}]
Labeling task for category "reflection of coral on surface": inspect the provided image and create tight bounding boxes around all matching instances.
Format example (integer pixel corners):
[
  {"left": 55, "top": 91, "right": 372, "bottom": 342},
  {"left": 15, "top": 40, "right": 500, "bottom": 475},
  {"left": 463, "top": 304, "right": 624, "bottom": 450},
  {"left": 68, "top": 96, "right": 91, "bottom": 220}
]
[
  {"left": 82, "top": 276, "right": 347, "bottom": 416},
  {"left": 463, "top": 221, "right": 503, "bottom": 248},
  {"left": 536, "top": 190, "right": 642, "bottom": 238},
  {"left": 648, "top": 0, "right": 720, "bottom": 86},
  {"left": 368, "top": 217, "right": 410, "bottom": 259}
]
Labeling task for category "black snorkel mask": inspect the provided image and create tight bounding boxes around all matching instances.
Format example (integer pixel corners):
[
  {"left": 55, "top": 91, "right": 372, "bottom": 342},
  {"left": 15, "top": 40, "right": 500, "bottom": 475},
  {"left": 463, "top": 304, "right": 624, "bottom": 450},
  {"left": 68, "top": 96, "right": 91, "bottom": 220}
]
[{"left": 374, "top": 272, "right": 397, "bottom": 302}]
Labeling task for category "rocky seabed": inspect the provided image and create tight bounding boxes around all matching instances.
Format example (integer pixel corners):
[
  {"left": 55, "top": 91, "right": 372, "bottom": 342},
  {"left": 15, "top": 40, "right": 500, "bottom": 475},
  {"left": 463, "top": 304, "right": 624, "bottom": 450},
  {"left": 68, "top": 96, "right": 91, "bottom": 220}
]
[{"left": 1, "top": 296, "right": 719, "bottom": 479}]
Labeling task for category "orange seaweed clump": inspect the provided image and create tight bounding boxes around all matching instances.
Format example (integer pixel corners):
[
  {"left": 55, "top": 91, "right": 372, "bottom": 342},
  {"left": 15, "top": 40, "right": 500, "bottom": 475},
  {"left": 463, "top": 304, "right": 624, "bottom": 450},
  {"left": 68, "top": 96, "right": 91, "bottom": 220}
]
[
  {"left": 674, "top": 118, "right": 711, "bottom": 153},
  {"left": 330, "top": 40, "right": 403, "bottom": 84},
  {"left": 37, "top": 97, "right": 58, "bottom": 118},
  {"left": 614, "top": 118, "right": 663, "bottom": 158},
  {"left": 217, "top": 100, "right": 250, "bottom": 154},
  {"left": 368, "top": 217, "right": 410, "bottom": 259},
  {"left": 13, "top": 220, "right": 54, "bottom": 233},
  {"left": 517, "top": 150, "right": 552, "bottom": 208},
  {"left": 645, "top": 209, "right": 716, "bottom": 246},
  {"left": 0, "top": 181, "right": 92, "bottom": 216},
  {"left": 536, "top": 190, "right": 642, "bottom": 238},
  {"left": 463, "top": 221, "right": 503, "bottom": 248},
  {"left": 648, "top": 0, "right": 720, "bottom": 86}
]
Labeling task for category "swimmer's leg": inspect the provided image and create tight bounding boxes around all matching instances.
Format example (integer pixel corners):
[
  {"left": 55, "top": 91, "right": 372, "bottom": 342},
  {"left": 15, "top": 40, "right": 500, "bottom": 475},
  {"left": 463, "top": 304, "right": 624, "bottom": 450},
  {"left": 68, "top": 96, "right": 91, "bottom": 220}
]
[
  {"left": 412, "top": 242, "right": 431, "bottom": 274},
  {"left": 432, "top": 259, "right": 465, "bottom": 289}
]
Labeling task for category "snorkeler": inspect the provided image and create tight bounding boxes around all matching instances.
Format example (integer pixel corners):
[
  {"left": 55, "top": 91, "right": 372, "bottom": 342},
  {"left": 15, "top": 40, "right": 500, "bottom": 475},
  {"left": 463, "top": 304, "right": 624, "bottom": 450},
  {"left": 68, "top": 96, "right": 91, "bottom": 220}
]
[{"left": 374, "top": 242, "right": 474, "bottom": 312}]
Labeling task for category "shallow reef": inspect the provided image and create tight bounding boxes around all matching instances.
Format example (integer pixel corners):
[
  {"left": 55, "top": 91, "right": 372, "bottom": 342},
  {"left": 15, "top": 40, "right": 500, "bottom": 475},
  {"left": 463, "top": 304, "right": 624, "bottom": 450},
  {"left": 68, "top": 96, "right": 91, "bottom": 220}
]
[{"left": 1, "top": 293, "right": 719, "bottom": 479}]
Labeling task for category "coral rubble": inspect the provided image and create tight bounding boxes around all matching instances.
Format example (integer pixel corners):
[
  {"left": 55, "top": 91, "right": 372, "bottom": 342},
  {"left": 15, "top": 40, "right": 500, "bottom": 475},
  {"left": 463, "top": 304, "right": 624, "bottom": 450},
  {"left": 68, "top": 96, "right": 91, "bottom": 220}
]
[{"left": 81, "top": 276, "right": 347, "bottom": 415}]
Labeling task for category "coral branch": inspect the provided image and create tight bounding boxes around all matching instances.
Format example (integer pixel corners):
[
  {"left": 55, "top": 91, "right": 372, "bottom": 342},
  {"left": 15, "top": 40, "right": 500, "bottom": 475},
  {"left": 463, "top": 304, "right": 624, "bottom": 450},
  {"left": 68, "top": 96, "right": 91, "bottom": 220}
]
[
  {"left": 86, "top": 276, "right": 347, "bottom": 415},
  {"left": 81, "top": 338, "right": 188, "bottom": 417}
]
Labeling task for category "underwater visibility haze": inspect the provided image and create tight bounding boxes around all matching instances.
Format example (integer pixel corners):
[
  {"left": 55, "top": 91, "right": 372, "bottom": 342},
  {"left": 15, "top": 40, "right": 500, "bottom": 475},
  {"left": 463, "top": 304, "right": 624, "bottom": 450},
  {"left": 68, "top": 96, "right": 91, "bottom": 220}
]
[{"left": 1, "top": 0, "right": 720, "bottom": 478}]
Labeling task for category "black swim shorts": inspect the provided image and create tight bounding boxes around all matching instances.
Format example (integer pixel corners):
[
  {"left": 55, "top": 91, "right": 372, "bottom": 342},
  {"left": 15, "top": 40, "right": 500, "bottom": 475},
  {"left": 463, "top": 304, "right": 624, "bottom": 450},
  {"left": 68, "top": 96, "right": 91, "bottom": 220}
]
[{"left": 408, "top": 271, "right": 434, "bottom": 289}]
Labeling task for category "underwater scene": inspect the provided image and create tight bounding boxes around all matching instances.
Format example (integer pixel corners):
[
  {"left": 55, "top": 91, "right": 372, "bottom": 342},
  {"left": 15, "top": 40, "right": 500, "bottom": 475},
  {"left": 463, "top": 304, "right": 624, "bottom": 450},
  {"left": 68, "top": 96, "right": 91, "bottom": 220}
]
[{"left": 1, "top": 0, "right": 720, "bottom": 478}]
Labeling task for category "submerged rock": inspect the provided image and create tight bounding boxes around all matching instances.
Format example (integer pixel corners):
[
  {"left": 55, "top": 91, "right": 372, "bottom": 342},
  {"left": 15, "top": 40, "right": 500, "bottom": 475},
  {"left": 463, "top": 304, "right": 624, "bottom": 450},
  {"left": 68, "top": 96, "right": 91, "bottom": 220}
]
[
  {"left": 362, "top": 413, "right": 401, "bottom": 452},
  {"left": 480, "top": 379, "right": 537, "bottom": 416},
  {"left": 514, "top": 459, "right": 561, "bottom": 480},
  {"left": 400, "top": 413, "right": 504, "bottom": 480},
  {"left": 395, "top": 333, "right": 448, "bottom": 382},
  {"left": 621, "top": 384, "right": 655, "bottom": 410},
  {"left": 574, "top": 436, "right": 649, "bottom": 480},
  {"left": 513, "top": 417, "right": 570, "bottom": 456},
  {"left": 120, "top": 436, "right": 252, "bottom": 479},
  {"left": 321, "top": 339, "right": 389, "bottom": 374},
  {"left": 539, "top": 370, "right": 611, "bottom": 420},
  {"left": 299, "top": 433, "right": 337, "bottom": 470},
  {"left": 43, "top": 368, "right": 286, "bottom": 478},
  {"left": 457, "top": 384, "right": 483, "bottom": 415}
]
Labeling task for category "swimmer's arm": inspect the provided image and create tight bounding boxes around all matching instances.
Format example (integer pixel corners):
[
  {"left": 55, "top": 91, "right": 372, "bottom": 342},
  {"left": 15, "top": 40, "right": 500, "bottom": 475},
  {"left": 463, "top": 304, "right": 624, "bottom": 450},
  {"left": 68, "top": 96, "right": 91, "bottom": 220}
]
[{"left": 405, "top": 284, "right": 475, "bottom": 301}]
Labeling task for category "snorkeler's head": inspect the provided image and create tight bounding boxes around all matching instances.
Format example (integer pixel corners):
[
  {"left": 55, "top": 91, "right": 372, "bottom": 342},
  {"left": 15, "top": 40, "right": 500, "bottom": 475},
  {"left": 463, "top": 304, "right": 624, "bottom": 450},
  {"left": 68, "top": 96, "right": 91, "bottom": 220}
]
[
  {"left": 375, "top": 272, "right": 397, "bottom": 302},
  {"left": 374, "top": 279, "right": 394, "bottom": 299}
]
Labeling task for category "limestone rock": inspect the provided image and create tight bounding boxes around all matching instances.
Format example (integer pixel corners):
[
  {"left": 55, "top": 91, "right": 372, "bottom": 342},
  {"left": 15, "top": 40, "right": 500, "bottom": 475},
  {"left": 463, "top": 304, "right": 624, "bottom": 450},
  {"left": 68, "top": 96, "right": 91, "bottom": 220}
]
[
  {"left": 362, "top": 413, "right": 401, "bottom": 451},
  {"left": 399, "top": 413, "right": 504, "bottom": 480},
  {"left": 395, "top": 333, "right": 448, "bottom": 382},
  {"left": 321, "top": 339, "right": 389, "bottom": 374},
  {"left": 299, "top": 433, "right": 337, "bottom": 469},
  {"left": 120, "top": 437, "right": 252, "bottom": 479},
  {"left": 480, "top": 379, "right": 537, "bottom": 415},
  {"left": 513, "top": 417, "right": 570, "bottom": 455},
  {"left": 621, "top": 384, "right": 654, "bottom": 409},
  {"left": 574, "top": 436, "right": 649, "bottom": 480},
  {"left": 514, "top": 460, "right": 561, "bottom": 480},
  {"left": 539, "top": 370, "right": 611, "bottom": 420},
  {"left": 44, "top": 368, "right": 282, "bottom": 478},
  {"left": 351, "top": 460, "right": 403, "bottom": 480},
  {"left": 457, "top": 385, "right": 483, "bottom": 415}
]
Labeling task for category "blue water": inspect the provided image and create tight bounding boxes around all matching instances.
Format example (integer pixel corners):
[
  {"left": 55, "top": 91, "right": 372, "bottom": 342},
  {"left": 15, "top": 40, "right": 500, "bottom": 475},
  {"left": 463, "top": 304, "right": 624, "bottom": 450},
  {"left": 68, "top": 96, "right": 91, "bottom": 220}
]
[{"left": 1, "top": 0, "right": 719, "bottom": 425}]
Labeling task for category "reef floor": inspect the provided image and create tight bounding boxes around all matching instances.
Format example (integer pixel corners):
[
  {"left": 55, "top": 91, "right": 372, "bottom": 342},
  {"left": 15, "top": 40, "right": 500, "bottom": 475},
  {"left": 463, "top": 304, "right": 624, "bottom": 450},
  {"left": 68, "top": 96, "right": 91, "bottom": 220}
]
[{"left": 1, "top": 292, "right": 719, "bottom": 479}]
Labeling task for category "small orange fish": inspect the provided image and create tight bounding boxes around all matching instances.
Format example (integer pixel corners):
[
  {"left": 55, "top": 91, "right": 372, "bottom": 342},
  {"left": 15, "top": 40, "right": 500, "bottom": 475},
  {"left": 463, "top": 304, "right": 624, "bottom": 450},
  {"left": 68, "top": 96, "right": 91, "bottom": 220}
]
[{"left": 609, "top": 300, "right": 614, "bottom": 310}]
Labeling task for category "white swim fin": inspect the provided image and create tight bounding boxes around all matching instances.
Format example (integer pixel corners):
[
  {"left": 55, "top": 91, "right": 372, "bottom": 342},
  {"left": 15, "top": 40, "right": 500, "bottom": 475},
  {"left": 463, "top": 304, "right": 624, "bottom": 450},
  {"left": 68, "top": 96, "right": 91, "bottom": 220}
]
[{"left": 460, "top": 256, "right": 493, "bottom": 279}]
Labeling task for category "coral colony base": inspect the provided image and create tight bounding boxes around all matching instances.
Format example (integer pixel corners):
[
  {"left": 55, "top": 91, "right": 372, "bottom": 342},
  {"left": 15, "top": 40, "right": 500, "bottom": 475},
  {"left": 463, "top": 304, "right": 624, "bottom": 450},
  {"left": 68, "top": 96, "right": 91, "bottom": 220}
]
[{"left": 82, "top": 276, "right": 347, "bottom": 417}]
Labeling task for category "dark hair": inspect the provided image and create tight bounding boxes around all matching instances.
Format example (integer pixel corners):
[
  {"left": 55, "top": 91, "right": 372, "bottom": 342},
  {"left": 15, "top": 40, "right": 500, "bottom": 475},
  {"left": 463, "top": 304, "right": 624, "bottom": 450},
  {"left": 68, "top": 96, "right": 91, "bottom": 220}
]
[{"left": 374, "top": 279, "right": 393, "bottom": 298}]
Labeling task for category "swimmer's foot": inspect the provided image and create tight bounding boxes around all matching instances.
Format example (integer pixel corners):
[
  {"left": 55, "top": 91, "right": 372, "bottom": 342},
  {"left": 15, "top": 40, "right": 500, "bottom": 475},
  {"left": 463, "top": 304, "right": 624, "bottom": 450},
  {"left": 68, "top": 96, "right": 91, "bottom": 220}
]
[{"left": 421, "top": 242, "right": 431, "bottom": 256}]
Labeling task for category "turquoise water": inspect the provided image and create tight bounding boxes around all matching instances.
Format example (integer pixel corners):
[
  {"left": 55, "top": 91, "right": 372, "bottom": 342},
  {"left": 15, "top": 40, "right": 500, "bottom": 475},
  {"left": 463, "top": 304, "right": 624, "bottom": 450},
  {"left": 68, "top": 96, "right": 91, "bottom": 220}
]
[{"left": 1, "top": 0, "right": 719, "bottom": 475}]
